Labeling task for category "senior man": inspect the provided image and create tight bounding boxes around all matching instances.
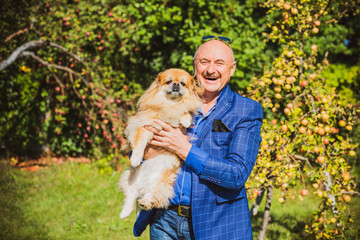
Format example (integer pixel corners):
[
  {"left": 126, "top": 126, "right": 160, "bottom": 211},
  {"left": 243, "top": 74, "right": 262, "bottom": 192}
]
[{"left": 133, "top": 36, "right": 263, "bottom": 240}]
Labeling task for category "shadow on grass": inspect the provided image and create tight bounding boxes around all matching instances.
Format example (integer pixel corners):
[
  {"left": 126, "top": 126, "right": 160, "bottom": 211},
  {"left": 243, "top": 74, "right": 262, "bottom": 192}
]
[
  {"left": 252, "top": 211, "right": 310, "bottom": 240},
  {"left": 0, "top": 160, "right": 50, "bottom": 240}
]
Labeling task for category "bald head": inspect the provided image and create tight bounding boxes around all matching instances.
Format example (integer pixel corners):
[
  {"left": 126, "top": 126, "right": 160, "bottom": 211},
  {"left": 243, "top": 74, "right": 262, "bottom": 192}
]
[{"left": 194, "top": 40, "right": 235, "bottom": 63}]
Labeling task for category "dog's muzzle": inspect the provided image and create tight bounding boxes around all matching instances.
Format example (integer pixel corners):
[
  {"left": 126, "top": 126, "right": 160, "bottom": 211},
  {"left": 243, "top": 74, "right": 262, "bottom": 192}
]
[{"left": 172, "top": 82, "right": 180, "bottom": 92}]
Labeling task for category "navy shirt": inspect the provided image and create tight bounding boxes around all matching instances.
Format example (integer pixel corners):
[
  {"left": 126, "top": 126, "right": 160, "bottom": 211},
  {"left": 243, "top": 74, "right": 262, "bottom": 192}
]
[{"left": 169, "top": 90, "right": 225, "bottom": 206}]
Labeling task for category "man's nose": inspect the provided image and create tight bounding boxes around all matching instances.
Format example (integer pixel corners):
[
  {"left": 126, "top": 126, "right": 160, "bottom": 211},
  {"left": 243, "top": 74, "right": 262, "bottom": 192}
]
[{"left": 206, "top": 62, "right": 216, "bottom": 74}]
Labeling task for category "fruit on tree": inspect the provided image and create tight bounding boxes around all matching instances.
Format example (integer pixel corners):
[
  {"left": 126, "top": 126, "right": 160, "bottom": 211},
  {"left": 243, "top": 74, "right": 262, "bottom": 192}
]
[
  {"left": 311, "top": 27, "right": 319, "bottom": 34},
  {"left": 281, "top": 124, "right": 288, "bottom": 132},
  {"left": 314, "top": 20, "right": 321, "bottom": 26},
  {"left": 345, "top": 125, "right": 353, "bottom": 131},
  {"left": 344, "top": 195, "right": 351, "bottom": 202},
  {"left": 300, "top": 80, "right": 308, "bottom": 87},
  {"left": 300, "top": 189, "right": 308, "bottom": 196},
  {"left": 317, "top": 155, "right": 326, "bottom": 164},
  {"left": 342, "top": 172, "right": 351, "bottom": 181},
  {"left": 301, "top": 119, "right": 308, "bottom": 126},
  {"left": 276, "top": 69, "right": 283, "bottom": 76},
  {"left": 299, "top": 126, "right": 306, "bottom": 134},
  {"left": 349, "top": 150, "right": 356, "bottom": 157},
  {"left": 283, "top": 3, "right": 291, "bottom": 10},
  {"left": 317, "top": 128, "right": 325, "bottom": 136},
  {"left": 291, "top": 8, "right": 298, "bottom": 15},
  {"left": 284, "top": 108, "right": 291, "bottom": 115},
  {"left": 313, "top": 147, "right": 320, "bottom": 154},
  {"left": 339, "top": 120, "right": 346, "bottom": 127}
]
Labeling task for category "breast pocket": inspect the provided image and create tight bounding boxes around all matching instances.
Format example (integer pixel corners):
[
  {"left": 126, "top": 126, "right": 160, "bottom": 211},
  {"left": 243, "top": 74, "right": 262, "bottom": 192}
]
[{"left": 209, "top": 132, "right": 232, "bottom": 147}]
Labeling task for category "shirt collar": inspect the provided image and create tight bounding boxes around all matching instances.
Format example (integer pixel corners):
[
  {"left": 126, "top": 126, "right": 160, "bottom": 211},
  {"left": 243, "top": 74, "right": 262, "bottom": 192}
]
[{"left": 198, "top": 85, "right": 228, "bottom": 117}]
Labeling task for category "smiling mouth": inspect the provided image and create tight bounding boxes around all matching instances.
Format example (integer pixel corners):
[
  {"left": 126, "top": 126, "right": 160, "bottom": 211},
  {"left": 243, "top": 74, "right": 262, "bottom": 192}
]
[{"left": 204, "top": 76, "right": 218, "bottom": 81}]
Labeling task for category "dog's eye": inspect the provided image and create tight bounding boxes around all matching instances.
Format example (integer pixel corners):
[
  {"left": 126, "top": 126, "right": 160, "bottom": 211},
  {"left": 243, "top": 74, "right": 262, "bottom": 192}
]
[
  {"left": 166, "top": 80, "right": 172, "bottom": 85},
  {"left": 180, "top": 82, "right": 186, "bottom": 86}
]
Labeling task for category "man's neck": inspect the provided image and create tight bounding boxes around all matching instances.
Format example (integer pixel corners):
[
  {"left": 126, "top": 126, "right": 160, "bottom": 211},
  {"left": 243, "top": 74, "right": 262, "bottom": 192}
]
[{"left": 201, "top": 92, "right": 220, "bottom": 115}]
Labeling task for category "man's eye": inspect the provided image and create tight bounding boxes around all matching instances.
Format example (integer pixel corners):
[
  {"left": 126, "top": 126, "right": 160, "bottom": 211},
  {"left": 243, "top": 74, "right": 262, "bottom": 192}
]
[
  {"left": 166, "top": 80, "right": 172, "bottom": 84},
  {"left": 180, "top": 82, "right": 186, "bottom": 86}
]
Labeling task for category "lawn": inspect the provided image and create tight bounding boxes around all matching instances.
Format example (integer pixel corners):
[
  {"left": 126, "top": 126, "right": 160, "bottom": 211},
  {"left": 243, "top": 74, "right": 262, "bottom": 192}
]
[
  {"left": 0, "top": 159, "right": 359, "bottom": 240},
  {"left": 0, "top": 160, "right": 149, "bottom": 240}
]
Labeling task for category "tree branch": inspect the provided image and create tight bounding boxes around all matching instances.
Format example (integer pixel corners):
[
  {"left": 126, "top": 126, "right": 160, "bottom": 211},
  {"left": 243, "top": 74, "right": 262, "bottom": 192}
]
[
  {"left": 0, "top": 39, "right": 86, "bottom": 72},
  {"left": 0, "top": 40, "right": 45, "bottom": 71},
  {"left": 4, "top": 27, "right": 31, "bottom": 43},
  {"left": 20, "top": 51, "right": 82, "bottom": 78}
]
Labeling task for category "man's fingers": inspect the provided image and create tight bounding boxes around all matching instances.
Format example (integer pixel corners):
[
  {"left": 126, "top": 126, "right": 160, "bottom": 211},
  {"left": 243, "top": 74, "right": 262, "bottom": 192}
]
[
  {"left": 154, "top": 119, "right": 172, "bottom": 131},
  {"left": 144, "top": 125, "right": 163, "bottom": 135}
]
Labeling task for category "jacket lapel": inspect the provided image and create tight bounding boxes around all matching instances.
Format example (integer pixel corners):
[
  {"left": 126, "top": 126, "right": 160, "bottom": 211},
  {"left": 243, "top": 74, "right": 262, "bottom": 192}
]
[{"left": 196, "top": 85, "right": 234, "bottom": 146}]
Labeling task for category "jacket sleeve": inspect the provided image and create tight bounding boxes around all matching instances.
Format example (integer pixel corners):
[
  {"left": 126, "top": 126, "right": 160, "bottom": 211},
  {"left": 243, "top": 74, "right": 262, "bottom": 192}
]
[{"left": 185, "top": 101, "right": 263, "bottom": 190}]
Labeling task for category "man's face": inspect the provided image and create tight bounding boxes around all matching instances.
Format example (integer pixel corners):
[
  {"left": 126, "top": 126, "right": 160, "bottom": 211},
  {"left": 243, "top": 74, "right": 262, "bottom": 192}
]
[{"left": 194, "top": 40, "right": 236, "bottom": 98}]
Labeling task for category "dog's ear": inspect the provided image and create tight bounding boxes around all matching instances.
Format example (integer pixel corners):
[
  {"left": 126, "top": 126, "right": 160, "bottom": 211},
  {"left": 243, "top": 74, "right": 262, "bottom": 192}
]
[
  {"left": 137, "top": 72, "right": 162, "bottom": 109},
  {"left": 155, "top": 71, "right": 163, "bottom": 84},
  {"left": 189, "top": 75, "right": 204, "bottom": 96}
]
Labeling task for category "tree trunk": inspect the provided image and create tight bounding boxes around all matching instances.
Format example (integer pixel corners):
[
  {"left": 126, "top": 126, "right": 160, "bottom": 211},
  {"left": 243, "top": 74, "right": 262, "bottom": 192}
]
[
  {"left": 250, "top": 187, "right": 266, "bottom": 217},
  {"left": 258, "top": 185, "right": 273, "bottom": 240}
]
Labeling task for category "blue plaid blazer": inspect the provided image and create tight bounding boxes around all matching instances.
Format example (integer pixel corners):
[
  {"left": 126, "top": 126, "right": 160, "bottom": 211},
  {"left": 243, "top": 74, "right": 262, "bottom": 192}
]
[{"left": 133, "top": 85, "right": 263, "bottom": 239}]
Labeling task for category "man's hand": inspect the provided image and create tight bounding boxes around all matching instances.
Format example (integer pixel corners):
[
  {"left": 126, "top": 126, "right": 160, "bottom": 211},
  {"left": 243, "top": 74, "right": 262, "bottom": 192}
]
[
  {"left": 143, "top": 145, "right": 167, "bottom": 160},
  {"left": 144, "top": 119, "right": 192, "bottom": 161}
]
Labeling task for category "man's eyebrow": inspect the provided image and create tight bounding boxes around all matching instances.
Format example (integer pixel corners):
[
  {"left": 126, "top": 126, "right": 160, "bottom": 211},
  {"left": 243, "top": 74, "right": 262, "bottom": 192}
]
[
  {"left": 198, "top": 58, "right": 210, "bottom": 61},
  {"left": 198, "top": 58, "right": 226, "bottom": 62}
]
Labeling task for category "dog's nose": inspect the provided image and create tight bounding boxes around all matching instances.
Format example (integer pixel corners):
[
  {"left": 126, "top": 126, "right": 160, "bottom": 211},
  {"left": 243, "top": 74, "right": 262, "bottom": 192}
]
[{"left": 172, "top": 82, "right": 180, "bottom": 92}]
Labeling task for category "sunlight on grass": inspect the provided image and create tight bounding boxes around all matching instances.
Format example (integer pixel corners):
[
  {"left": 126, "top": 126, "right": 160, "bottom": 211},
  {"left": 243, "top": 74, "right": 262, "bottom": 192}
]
[
  {"left": 1, "top": 160, "right": 359, "bottom": 240},
  {"left": 0, "top": 160, "right": 150, "bottom": 240}
]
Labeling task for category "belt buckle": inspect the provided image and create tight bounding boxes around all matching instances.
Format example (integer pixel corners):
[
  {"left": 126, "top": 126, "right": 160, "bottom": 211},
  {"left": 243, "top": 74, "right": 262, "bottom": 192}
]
[{"left": 177, "top": 205, "right": 186, "bottom": 217}]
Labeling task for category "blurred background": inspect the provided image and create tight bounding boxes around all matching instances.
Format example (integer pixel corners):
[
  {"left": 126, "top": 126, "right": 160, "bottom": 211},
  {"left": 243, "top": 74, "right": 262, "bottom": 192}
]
[{"left": 0, "top": 0, "right": 359, "bottom": 239}]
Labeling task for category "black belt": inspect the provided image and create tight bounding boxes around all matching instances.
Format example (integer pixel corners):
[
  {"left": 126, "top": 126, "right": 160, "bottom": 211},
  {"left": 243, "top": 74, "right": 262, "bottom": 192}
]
[{"left": 168, "top": 205, "right": 191, "bottom": 218}]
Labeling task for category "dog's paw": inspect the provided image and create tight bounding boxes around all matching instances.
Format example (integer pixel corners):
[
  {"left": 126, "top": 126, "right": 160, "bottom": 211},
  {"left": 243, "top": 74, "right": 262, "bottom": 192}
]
[
  {"left": 130, "top": 152, "right": 143, "bottom": 167},
  {"left": 119, "top": 209, "right": 132, "bottom": 219},
  {"left": 180, "top": 114, "right": 192, "bottom": 128},
  {"left": 138, "top": 198, "right": 153, "bottom": 211}
]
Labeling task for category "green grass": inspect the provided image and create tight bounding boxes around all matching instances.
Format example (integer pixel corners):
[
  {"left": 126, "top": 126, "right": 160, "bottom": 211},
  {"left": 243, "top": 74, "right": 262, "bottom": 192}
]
[
  {"left": 0, "top": 160, "right": 359, "bottom": 240},
  {"left": 0, "top": 160, "right": 149, "bottom": 240},
  {"left": 251, "top": 187, "right": 319, "bottom": 239}
]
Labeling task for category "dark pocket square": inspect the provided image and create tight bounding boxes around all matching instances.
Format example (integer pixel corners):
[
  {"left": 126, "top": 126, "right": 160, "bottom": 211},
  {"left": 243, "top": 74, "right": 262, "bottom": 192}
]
[{"left": 212, "top": 119, "right": 232, "bottom": 132}]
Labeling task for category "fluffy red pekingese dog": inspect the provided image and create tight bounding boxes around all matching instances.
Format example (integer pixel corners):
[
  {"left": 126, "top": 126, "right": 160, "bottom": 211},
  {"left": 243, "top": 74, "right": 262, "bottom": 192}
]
[{"left": 119, "top": 68, "right": 203, "bottom": 219}]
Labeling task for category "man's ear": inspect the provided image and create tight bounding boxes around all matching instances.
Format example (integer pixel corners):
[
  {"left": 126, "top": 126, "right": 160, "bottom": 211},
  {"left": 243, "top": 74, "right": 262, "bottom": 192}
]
[
  {"left": 193, "top": 58, "right": 197, "bottom": 77},
  {"left": 230, "top": 61, "right": 237, "bottom": 77}
]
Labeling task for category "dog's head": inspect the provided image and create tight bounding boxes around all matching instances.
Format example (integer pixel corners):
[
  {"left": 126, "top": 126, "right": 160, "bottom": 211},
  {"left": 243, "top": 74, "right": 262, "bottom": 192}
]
[
  {"left": 157, "top": 68, "right": 201, "bottom": 99},
  {"left": 138, "top": 68, "right": 203, "bottom": 109}
]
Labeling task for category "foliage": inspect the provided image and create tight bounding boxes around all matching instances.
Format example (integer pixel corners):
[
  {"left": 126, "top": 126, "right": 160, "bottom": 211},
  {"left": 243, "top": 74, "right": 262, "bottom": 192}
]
[
  {"left": 0, "top": 0, "right": 271, "bottom": 158},
  {"left": 321, "top": 63, "right": 360, "bottom": 104},
  {"left": 246, "top": 0, "right": 359, "bottom": 239}
]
